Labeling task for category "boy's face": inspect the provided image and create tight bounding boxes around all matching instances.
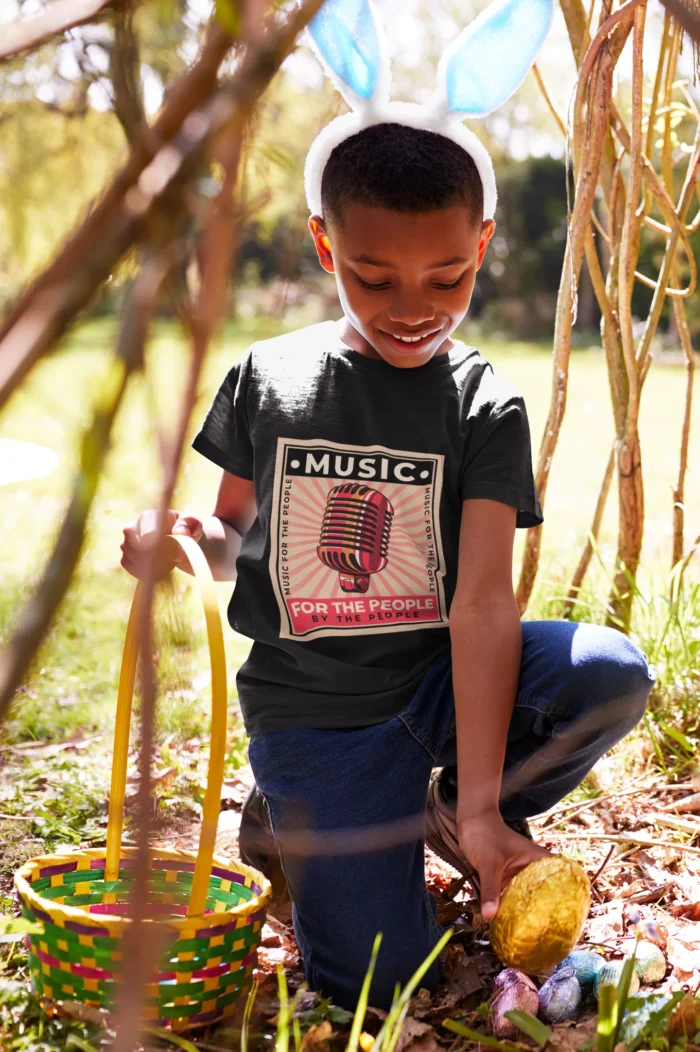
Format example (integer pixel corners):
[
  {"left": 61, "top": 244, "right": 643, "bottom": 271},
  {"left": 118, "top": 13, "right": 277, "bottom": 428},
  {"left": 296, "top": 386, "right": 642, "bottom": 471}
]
[{"left": 310, "top": 201, "right": 495, "bottom": 369}]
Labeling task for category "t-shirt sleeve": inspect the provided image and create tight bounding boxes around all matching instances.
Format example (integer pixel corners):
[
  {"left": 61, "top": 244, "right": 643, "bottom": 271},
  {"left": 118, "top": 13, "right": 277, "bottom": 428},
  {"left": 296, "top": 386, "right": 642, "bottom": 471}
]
[
  {"left": 460, "top": 385, "right": 543, "bottom": 529},
  {"left": 191, "top": 352, "right": 254, "bottom": 480}
]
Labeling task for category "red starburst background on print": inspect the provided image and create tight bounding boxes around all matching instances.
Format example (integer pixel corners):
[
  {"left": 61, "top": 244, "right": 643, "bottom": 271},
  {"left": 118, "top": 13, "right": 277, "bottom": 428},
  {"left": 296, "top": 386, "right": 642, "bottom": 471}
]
[{"left": 278, "top": 474, "right": 443, "bottom": 635}]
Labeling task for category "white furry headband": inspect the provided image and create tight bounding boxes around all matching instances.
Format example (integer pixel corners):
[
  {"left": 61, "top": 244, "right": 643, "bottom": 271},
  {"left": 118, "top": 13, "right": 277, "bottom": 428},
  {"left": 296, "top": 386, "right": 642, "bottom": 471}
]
[{"left": 304, "top": 0, "right": 553, "bottom": 221}]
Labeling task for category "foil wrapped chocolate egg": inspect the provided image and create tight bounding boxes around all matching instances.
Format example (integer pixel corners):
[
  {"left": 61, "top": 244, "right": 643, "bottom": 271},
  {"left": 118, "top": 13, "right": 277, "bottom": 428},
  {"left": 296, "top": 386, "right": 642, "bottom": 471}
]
[
  {"left": 489, "top": 856, "right": 591, "bottom": 972},
  {"left": 633, "top": 940, "right": 666, "bottom": 984},
  {"left": 594, "top": 959, "right": 641, "bottom": 997},
  {"left": 556, "top": 949, "right": 605, "bottom": 995},
  {"left": 490, "top": 969, "right": 539, "bottom": 1040},
  {"left": 620, "top": 992, "right": 673, "bottom": 1048},
  {"left": 538, "top": 967, "right": 582, "bottom": 1024}
]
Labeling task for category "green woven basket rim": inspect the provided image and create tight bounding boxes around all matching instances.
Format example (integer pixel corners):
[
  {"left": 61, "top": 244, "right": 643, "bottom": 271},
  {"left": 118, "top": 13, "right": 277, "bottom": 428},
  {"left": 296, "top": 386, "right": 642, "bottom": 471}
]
[{"left": 14, "top": 846, "right": 271, "bottom": 935}]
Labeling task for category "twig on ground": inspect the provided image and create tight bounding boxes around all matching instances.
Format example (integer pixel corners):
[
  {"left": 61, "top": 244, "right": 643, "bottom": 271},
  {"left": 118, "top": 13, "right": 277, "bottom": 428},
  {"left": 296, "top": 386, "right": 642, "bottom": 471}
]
[
  {"left": 590, "top": 845, "right": 617, "bottom": 888},
  {"left": 551, "top": 832, "right": 700, "bottom": 856},
  {"left": 625, "top": 884, "right": 671, "bottom": 904},
  {"left": 534, "top": 782, "right": 696, "bottom": 828},
  {"left": 651, "top": 813, "right": 700, "bottom": 836},
  {"left": 661, "top": 792, "right": 700, "bottom": 813}
]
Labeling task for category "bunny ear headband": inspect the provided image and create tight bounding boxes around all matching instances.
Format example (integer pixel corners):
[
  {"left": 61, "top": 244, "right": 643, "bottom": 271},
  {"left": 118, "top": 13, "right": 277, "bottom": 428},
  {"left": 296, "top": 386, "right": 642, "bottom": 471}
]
[{"left": 304, "top": 0, "right": 553, "bottom": 221}]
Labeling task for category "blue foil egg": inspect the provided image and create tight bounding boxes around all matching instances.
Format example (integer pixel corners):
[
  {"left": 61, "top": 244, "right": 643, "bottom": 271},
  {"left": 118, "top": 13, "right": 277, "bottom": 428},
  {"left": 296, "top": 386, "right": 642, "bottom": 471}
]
[
  {"left": 620, "top": 992, "right": 674, "bottom": 1048},
  {"left": 538, "top": 967, "right": 582, "bottom": 1023},
  {"left": 556, "top": 949, "right": 605, "bottom": 995}
]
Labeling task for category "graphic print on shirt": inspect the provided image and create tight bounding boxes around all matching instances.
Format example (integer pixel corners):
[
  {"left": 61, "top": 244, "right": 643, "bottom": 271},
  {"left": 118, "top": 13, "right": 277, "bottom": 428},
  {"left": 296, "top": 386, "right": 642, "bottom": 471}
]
[{"left": 269, "top": 438, "right": 448, "bottom": 639}]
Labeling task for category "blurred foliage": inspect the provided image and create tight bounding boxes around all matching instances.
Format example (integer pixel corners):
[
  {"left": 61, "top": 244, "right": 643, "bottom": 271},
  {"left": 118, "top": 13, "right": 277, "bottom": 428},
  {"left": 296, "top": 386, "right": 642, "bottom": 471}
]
[{"left": 0, "top": 0, "right": 698, "bottom": 345}]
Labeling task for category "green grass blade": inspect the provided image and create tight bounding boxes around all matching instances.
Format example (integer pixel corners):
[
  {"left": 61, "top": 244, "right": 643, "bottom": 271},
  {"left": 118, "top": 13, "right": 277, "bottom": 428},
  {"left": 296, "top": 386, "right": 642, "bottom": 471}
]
[
  {"left": 504, "top": 1009, "right": 553, "bottom": 1045},
  {"left": 613, "top": 945, "right": 639, "bottom": 1044},
  {"left": 276, "top": 963, "right": 290, "bottom": 1052},
  {"left": 66, "top": 1039, "right": 101, "bottom": 1052},
  {"left": 442, "top": 1018, "right": 522, "bottom": 1051},
  {"left": 394, "top": 927, "right": 453, "bottom": 1009},
  {"left": 142, "top": 1029, "right": 200, "bottom": 1052},
  {"left": 597, "top": 983, "right": 619, "bottom": 1052},
  {"left": 347, "top": 933, "right": 383, "bottom": 1052},
  {"left": 644, "top": 712, "right": 669, "bottom": 775},
  {"left": 242, "top": 979, "right": 259, "bottom": 1052},
  {"left": 374, "top": 929, "right": 453, "bottom": 1052}
]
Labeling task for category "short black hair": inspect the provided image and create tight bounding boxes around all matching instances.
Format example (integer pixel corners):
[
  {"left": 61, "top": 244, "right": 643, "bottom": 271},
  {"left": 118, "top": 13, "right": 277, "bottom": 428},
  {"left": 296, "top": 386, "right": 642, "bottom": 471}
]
[{"left": 320, "top": 123, "right": 484, "bottom": 226}]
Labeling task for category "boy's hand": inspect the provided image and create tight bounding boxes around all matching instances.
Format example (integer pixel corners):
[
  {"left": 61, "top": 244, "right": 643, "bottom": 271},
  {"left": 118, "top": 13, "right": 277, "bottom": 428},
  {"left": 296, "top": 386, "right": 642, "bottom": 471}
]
[
  {"left": 121, "top": 509, "right": 203, "bottom": 580},
  {"left": 458, "top": 810, "right": 550, "bottom": 921}
]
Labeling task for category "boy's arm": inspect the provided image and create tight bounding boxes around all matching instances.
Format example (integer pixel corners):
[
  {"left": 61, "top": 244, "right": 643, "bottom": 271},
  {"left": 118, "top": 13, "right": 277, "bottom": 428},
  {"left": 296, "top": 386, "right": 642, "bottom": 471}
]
[
  {"left": 121, "top": 471, "right": 256, "bottom": 583},
  {"left": 450, "top": 498, "right": 548, "bottom": 918}
]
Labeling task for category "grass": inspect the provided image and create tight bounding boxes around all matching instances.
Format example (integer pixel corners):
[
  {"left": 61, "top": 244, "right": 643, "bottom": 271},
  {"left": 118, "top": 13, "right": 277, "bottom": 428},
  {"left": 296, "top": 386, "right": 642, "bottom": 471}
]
[{"left": 0, "top": 313, "right": 699, "bottom": 1048}]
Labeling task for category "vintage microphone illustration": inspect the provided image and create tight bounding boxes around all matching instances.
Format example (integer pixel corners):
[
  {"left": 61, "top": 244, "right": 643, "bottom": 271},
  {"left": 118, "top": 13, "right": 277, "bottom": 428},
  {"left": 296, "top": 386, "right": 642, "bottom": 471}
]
[{"left": 317, "top": 483, "right": 394, "bottom": 593}]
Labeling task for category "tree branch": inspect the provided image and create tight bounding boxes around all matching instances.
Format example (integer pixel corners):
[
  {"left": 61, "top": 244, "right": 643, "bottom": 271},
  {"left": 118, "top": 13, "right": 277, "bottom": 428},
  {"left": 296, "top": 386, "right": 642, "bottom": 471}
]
[
  {"left": 0, "top": 0, "right": 129, "bottom": 63},
  {"left": 0, "top": 20, "right": 235, "bottom": 410},
  {"left": 0, "top": 253, "right": 169, "bottom": 721}
]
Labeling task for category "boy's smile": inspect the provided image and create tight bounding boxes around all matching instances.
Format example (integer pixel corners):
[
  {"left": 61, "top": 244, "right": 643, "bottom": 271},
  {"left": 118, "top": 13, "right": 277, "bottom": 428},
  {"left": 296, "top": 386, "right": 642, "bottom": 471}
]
[{"left": 310, "top": 201, "right": 495, "bottom": 368}]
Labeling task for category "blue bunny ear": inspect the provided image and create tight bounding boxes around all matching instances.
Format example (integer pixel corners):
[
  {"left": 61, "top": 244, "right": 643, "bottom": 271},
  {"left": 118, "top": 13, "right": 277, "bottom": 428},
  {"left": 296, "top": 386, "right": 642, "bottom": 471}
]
[
  {"left": 308, "top": 0, "right": 389, "bottom": 110},
  {"left": 436, "top": 0, "right": 552, "bottom": 118}
]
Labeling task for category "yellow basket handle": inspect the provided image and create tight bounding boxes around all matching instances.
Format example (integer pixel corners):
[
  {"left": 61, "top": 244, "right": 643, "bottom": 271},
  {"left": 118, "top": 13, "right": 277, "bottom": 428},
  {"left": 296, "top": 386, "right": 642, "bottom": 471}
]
[{"left": 105, "top": 534, "right": 227, "bottom": 918}]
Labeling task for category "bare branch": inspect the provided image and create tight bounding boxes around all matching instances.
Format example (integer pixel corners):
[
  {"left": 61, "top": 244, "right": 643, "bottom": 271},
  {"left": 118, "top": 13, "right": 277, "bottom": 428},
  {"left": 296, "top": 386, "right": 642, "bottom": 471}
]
[
  {"left": 670, "top": 285, "right": 696, "bottom": 571},
  {"left": 657, "top": 0, "right": 700, "bottom": 42},
  {"left": 516, "top": 4, "right": 634, "bottom": 612},
  {"left": 112, "top": 125, "right": 244, "bottom": 1052},
  {"left": 0, "top": 0, "right": 128, "bottom": 63},
  {"left": 0, "top": 254, "right": 169, "bottom": 721},
  {"left": 0, "top": 21, "right": 235, "bottom": 409},
  {"left": 0, "top": 0, "right": 325, "bottom": 413},
  {"left": 111, "top": 5, "right": 146, "bottom": 142},
  {"left": 563, "top": 445, "right": 615, "bottom": 617}
]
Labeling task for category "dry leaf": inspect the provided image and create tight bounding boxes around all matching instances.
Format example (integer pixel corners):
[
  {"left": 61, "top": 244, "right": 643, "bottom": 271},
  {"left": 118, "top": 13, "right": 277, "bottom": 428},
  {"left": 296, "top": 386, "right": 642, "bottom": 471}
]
[
  {"left": 300, "top": 1020, "right": 333, "bottom": 1051},
  {"left": 667, "top": 995, "right": 700, "bottom": 1042},
  {"left": 52, "top": 1000, "right": 111, "bottom": 1025},
  {"left": 666, "top": 936, "right": 697, "bottom": 982},
  {"left": 394, "top": 1017, "right": 442, "bottom": 1052}
]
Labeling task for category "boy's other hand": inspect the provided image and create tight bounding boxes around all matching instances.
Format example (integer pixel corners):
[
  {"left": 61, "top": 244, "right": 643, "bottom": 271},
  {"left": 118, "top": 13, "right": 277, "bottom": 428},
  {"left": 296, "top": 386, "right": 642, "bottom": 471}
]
[
  {"left": 121, "top": 509, "right": 203, "bottom": 580},
  {"left": 458, "top": 810, "right": 550, "bottom": 921}
]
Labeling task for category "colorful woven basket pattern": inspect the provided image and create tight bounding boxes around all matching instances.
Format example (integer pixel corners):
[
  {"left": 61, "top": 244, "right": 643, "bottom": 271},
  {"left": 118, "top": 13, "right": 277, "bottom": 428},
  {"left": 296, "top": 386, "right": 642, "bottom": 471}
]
[
  {"left": 17, "top": 848, "right": 270, "bottom": 1028},
  {"left": 14, "top": 537, "right": 271, "bottom": 1030}
]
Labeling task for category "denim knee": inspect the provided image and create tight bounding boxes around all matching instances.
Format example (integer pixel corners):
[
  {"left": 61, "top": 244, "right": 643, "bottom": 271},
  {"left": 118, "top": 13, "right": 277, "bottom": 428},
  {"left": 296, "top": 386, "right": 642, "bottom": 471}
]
[
  {"left": 305, "top": 925, "right": 442, "bottom": 1012},
  {"left": 571, "top": 625, "right": 654, "bottom": 732}
]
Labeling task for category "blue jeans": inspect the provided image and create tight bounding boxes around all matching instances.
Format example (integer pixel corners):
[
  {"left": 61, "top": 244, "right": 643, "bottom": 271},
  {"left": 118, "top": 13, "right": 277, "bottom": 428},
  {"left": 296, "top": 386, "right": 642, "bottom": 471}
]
[{"left": 248, "top": 621, "right": 654, "bottom": 1010}]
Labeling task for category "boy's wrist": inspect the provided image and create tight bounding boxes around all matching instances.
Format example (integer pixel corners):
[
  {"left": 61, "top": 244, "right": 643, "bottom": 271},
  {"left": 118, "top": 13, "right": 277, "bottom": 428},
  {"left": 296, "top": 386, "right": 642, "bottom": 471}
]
[
  {"left": 457, "top": 801, "right": 501, "bottom": 825},
  {"left": 456, "top": 780, "right": 502, "bottom": 825}
]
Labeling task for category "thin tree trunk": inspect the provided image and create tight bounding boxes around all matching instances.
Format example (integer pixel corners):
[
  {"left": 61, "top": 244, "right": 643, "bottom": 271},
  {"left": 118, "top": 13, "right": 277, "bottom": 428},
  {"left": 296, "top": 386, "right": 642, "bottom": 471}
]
[
  {"left": 671, "top": 275, "right": 696, "bottom": 570},
  {"left": 516, "top": 4, "right": 635, "bottom": 612},
  {"left": 563, "top": 444, "right": 615, "bottom": 617},
  {"left": 609, "top": 3, "right": 647, "bottom": 630}
]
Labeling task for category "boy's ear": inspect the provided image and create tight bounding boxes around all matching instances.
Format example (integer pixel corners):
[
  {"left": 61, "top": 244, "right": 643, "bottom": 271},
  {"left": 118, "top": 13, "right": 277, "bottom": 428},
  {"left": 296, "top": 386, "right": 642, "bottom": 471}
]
[
  {"left": 309, "top": 216, "right": 335, "bottom": 274},
  {"left": 476, "top": 219, "right": 496, "bottom": 270}
]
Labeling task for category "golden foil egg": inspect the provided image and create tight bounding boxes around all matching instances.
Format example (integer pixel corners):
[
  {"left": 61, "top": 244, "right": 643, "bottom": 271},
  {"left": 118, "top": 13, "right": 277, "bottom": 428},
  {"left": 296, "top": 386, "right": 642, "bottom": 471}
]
[{"left": 489, "top": 856, "right": 591, "bottom": 972}]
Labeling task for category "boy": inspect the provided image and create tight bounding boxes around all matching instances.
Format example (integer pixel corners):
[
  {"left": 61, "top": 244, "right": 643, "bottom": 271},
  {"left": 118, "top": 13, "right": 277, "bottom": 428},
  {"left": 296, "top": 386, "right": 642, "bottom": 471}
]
[{"left": 121, "top": 123, "right": 654, "bottom": 1009}]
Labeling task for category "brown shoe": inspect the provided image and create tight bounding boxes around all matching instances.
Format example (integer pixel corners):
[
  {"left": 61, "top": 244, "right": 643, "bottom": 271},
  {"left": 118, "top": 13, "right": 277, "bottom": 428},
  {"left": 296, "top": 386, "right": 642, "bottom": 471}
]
[
  {"left": 239, "top": 785, "right": 291, "bottom": 921},
  {"left": 425, "top": 770, "right": 535, "bottom": 898}
]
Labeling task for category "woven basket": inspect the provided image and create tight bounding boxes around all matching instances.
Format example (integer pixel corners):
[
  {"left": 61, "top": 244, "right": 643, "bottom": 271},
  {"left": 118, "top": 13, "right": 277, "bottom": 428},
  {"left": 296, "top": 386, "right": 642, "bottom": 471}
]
[{"left": 14, "top": 534, "right": 271, "bottom": 1030}]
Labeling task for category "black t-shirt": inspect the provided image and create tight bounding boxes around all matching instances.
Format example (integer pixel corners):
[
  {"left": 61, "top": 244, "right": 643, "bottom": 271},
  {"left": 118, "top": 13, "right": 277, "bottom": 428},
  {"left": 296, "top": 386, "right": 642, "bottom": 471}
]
[{"left": 192, "top": 320, "right": 542, "bottom": 736}]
